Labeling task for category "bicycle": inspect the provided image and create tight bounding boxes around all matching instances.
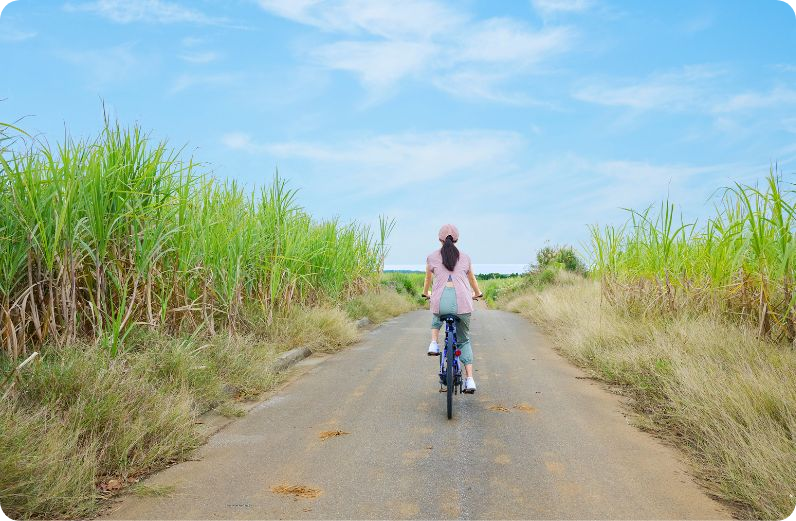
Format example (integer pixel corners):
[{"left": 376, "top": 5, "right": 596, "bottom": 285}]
[
  {"left": 423, "top": 293, "right": 483, "bottom": 420},
  {"left": 439, "top": 314, "right": 463, "bottom": 419}
]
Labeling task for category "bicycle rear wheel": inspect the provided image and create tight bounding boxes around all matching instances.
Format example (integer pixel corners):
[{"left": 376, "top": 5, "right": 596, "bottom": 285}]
[{"left": 446, "top": 336, "right": 454, "bottom": 419}]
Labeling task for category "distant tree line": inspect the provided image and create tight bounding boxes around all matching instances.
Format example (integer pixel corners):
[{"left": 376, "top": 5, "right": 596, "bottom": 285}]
[{"left": 476, "top": 272, "right": 522, "bottom": 280}]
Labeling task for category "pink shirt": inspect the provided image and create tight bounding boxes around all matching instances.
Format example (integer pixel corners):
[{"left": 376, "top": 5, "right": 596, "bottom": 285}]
[{"left": 426, "top": 249, "right": 474, "bottom": 315}]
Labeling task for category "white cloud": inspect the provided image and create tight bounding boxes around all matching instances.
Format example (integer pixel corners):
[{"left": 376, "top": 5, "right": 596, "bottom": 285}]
[
  {"left": 257, "top": 0, "right": 574, "bottom": 103},
  {"left": 575, "top": 65, "right": 796, "bottom": 129},
  {"left": 574, "top": 65, "right": 724, "bottom": 111},
  {"left": 65, "top": 0, "right": 224, "bottom": 25},
  {"left": 0, "top": 27, "right": 36, "bottom": 42},
  {"left": 580, "top": 158, "right": 769, "bottom": 224},
  {"left": 456, "top": 18, "right": 572, "bottom": 64},
  {"left": 311, "top": 40, "right": 435, "bottom": 90},
  {"left": 221, "top": 132, "right": 254, "bottom": 150},
  {"left": 432, "top": 69, "right": 545, "bottom": 105},
  {"left": 496, "top": 155, "right": 747, "bottom": 233},
  {"left": 222, "top": 129, "right": 524, "bottom": 191},
  {"left": 257, "top": 0, "right": 464, "bottom": 40},
  {"left": 713, "top": 86, "right": 796, "bottom": 113},
  {"left": 531, "top": 0, "right": 593, "bottom": 16}
]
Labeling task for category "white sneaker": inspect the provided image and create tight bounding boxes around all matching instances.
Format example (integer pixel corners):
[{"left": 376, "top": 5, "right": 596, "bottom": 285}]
[
  {"left": 427, "top": 341, "right": 440, "bottom": 356},
  {"left": 463, "top": 377, "right": 476, "bottom": 393}
]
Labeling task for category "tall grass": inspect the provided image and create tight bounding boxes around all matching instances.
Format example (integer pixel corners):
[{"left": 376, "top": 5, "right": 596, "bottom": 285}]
[
  {"left": 0, "top": 120, "right": 386, "bottom": 358},
  {"left": 590, "top": 169, "right": 796, "bottom": 342},
  {"left": 0, "top": 117, "right": 413, "bottom": 520},
  {"left": 568, "top": 169, "right": 796, "bottom": 517}
]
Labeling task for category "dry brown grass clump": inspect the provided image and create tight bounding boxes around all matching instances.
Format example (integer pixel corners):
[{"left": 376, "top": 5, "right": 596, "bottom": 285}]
[
  {"left": 318, "top": 430, "right": 350, "bottom": 441},
  {"left": 346, "top": 287, "right": 417, "bottom": 325},
  {"left": 257, "top": 306, "right": 360, "bottom": 353},
  {"left": 270, "top": 484, "right": 323, "bottom": 499},
  {"left": 505, "top": 278, "right": 796, "bottom": 520}
]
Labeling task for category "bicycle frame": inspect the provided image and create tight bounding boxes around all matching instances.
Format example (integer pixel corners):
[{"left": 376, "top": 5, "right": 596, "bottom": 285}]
[{"left": 439, "top": 316, "right": 462, "bottom": 393}]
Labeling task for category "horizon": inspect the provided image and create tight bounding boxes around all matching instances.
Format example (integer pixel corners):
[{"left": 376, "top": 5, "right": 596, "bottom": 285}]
[
  {"left": 385, "top": 263, "right": 529, "bottom": 275},
  {"left": 2, "top": 1, "right": 795, "bottom": 265}
]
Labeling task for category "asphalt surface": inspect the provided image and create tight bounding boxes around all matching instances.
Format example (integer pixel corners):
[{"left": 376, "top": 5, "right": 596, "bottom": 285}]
[{"left": 104, "top": 308, "right": 730, "bottom": 520}]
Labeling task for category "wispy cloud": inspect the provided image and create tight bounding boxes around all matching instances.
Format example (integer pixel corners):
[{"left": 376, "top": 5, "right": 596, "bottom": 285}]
[
  {"left": 257, "top": 0, "right": 464, "bottom": 39},
  {"left": 713, "top": 86, "right": 796, "bottom": 113},
  {"left": 0, "top": 1, "right": 35, "bottom": 41},
  {"left": 432, "top": 69, "right": 547, "bottom": 106},
  {"left": 222, "top": 129, "right": 525, "bottom": 192},
  {"left": 311, "top": 40, "right": 435, "bottom": 91},
  {"left": 65, "top": 0, "right": 225, "bottom": 25},
  {"left": 257, "top": 0, "right": 574, "bottom": 104},
  {"left": 497, "top": 154, "right": 748, "bottom": 230},
  {"left": 0, "top": 27, "right": 36, "bottom": 42},
  {"left": 455, "top": 18, "right": 572, "bottom": 65},
  {"left": 573, "top": 65, "right": 724, "bottom": 111},
  {"left": 576, "top": 65, "right": 796, "bottom": 119}
]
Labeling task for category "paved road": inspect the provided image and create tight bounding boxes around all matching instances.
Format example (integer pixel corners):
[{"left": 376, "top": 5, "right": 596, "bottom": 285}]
[{"left": 104, "top": 308, "right": 730, "bottom": 520}]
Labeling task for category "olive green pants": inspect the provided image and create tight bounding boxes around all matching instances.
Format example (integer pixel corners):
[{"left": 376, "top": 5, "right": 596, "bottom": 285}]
[{"left": 431, "top": 287, "right": 473, "bottom": 365}]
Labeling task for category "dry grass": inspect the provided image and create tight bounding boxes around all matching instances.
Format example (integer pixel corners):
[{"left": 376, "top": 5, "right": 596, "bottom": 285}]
[
  {"left": 504, "top": 277, "right": 796, "bottom": 519},
  {"left": 318, "top": 430, "right": 350, "bottom": 441},
  {"left": 0, "top": 290, "right": 414, "bottom": 520},
  {"left": 270, "top": 484, "right": 323, "bottom": 499},
  {"left": 0, "top": 346, "right": 200, "bottom": 519},
  {"left": 258, "top": 306, "right": 360, "bottom": 354},
  {"left": 345, "top": 287, "right": 418, "bottom": 325}
]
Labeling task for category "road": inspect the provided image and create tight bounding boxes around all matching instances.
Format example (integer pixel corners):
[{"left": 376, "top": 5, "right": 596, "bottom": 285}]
[{"left": 104, "top": 308, "right": 730, "bottom": 520}]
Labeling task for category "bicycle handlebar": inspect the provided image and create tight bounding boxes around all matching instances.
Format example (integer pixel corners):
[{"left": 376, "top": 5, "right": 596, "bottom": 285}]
[{"left": 422, "top": 293, "right": 483, "bottom": 300}]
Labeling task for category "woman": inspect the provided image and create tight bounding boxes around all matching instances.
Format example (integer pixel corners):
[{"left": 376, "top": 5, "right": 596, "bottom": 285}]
[{"left": 422, "top": 224, "right": 483, "bottom": 393}]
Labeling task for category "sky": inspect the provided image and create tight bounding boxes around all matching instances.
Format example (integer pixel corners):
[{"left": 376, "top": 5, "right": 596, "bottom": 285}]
[{"left": 1, "top": 0, "right": 796, "bottom": 266}]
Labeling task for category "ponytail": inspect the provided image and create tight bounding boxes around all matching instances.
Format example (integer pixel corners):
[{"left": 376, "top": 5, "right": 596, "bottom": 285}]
[{"left": 441, "top": 235, "right": 460, "bottom": 271}]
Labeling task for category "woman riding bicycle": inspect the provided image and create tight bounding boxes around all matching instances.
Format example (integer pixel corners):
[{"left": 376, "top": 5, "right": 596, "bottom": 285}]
[{"left": 422, "top": 224, "right": 483, "bottom": 393}]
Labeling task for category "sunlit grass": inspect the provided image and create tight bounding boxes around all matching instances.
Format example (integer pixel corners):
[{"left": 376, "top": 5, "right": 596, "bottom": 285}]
[
  {"left": 0, "top": 119, "right": 387, "bottom": 358},
  {"left": 0, "top": 118, "right": 415, "bottom": 520},
  {"left": 591, "top": 169, "right": 796, "bottom": 342}
]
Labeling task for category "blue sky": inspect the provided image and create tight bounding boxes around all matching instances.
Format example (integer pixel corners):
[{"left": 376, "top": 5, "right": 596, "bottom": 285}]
[{"left": 1, "top": 0, "right": 795, "bottom": 265}]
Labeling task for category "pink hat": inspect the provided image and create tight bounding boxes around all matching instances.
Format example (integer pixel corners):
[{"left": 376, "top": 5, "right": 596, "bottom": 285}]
[{"left": 438, "top": 224, "right": 459, "bottom": 242}]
